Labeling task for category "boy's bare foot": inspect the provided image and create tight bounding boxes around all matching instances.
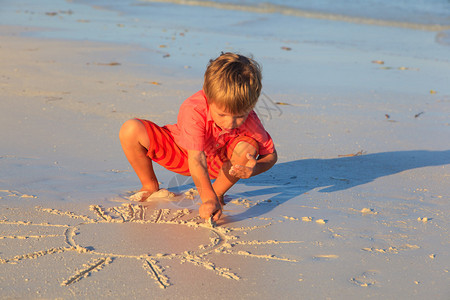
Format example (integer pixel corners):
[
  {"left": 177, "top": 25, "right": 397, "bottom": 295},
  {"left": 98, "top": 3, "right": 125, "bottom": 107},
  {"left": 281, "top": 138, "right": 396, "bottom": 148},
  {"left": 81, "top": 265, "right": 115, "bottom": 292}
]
[
  {"left": 129, "top": 190, "right": 153, "bottom": 202},
  {"left": 148, "top": 189, "right": 175, "bottom": 199},
  {"left": 129, "top": 189, "right": 175, "bottom": 202}
]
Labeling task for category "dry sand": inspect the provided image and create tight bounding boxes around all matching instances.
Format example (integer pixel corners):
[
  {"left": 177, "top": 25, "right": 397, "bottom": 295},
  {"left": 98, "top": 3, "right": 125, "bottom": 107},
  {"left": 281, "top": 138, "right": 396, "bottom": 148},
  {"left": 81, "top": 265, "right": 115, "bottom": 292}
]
[{"left": 1, "top": 19, "right": 449, "bottom": 300}]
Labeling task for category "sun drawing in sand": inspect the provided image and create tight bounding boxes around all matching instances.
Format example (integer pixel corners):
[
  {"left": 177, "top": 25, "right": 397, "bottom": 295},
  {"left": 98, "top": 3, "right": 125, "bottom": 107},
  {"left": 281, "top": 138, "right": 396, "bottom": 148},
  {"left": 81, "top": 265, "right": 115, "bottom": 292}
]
[{"left": 0, "top": 199, "right": 301, "bottom": 289}]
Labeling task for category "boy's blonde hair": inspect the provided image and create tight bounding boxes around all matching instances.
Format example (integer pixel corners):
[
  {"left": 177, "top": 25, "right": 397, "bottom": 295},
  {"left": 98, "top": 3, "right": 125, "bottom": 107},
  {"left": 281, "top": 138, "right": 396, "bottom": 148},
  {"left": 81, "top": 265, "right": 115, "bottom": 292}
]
[{"left": 203, "top": 52, "right": 262, "bottom": 114}]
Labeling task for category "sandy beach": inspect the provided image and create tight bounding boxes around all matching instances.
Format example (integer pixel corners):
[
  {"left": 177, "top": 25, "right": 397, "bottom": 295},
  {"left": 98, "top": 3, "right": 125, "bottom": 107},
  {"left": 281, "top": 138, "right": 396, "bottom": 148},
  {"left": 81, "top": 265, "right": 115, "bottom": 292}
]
[{"left": 1, "top": 0, "right": 450, "bottom": 298}]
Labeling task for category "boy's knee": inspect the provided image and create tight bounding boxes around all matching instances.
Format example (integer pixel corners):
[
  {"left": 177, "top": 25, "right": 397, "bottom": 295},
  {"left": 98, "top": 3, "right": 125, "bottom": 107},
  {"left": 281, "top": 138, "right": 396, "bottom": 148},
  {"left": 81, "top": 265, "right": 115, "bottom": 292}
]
[{"left": 119, "top": 119, "right": 143, "bottom": 142}]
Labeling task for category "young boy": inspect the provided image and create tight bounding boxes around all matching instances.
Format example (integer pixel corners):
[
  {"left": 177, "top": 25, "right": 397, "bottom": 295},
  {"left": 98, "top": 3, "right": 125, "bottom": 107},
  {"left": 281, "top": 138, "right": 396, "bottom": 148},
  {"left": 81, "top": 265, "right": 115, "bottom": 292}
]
[{"left": 119, "top": 52, "right": 277, "bottom": 222}]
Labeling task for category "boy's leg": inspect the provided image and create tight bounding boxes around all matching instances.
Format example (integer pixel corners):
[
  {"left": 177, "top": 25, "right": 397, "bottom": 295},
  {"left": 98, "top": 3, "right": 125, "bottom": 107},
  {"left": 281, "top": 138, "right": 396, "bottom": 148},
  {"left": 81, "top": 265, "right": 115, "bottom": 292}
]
[
  {"left": 212, "top": 141, "right": 258, "bottom": 204},
  {"left": 119, "top": 119, "right": 159, "bottom": 193}
]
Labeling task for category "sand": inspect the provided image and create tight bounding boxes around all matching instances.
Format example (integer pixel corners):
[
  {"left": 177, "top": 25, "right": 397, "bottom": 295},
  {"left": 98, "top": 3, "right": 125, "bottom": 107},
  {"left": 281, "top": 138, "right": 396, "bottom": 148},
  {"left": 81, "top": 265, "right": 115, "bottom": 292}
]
[{"left": 1, "top": 2, "right": 450, "bottom": 299}]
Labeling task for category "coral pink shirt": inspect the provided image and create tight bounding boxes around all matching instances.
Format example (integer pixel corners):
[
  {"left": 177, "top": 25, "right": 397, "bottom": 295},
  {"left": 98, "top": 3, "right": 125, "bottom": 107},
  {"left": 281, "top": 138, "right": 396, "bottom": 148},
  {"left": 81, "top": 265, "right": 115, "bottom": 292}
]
[{"left": 165, "top": 90, "right": 275, "bottom": 156}]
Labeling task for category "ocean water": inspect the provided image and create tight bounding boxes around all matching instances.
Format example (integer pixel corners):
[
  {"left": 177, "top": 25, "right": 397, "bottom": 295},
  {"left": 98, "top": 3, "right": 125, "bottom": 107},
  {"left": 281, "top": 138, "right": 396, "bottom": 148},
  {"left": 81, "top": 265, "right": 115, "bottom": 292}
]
[
  {"left": 3, "top": 0, "right": 449, "bottom": 47},
  {"left": 70, "top": 0, "right": 450, "bottom": 42},
  {"left": 1, "top": 0, "right": 449, "bottom": 95},
  {"left": 166, "top": 0, "right": 450, "bottom": 25}
]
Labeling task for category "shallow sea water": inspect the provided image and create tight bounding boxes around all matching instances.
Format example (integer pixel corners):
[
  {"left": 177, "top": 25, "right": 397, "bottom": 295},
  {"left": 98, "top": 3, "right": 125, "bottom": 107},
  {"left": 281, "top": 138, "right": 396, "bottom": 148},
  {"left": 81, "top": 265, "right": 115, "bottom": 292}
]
[{"left": 1, "top": 0, "right": 449, "bottom": 98}]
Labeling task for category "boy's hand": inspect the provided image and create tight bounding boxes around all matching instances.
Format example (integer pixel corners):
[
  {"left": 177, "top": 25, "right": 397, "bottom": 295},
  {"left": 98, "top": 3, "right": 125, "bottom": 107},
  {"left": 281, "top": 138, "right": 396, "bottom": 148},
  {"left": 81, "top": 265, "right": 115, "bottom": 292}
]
[
  {"left": 229, "top": 153, "right": 257, "bottom": 179},
  {"left": 199, "top": 199, "right": 222, "bottom": 221}
]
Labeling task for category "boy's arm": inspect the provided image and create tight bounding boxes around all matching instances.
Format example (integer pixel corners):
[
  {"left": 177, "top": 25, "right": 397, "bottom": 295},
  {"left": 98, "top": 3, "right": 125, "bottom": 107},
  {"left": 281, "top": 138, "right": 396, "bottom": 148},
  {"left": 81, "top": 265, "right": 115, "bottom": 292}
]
[
  {"left": 230, "top": 149, "right": 278, "bottom": 179},
  {"left": 187, "top": 149, "right": 222, "bottom": 221},
  {"left": 253, "top": 149, "right": 278, "bottom": 176}
]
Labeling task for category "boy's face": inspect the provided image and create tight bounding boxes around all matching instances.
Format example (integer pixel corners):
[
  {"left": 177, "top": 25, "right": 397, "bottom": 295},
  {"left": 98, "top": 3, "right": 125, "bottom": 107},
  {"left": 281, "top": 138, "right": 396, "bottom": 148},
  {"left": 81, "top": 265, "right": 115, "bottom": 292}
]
[{"left": 209, "top": 102, "right": 250, "bottom": 130}]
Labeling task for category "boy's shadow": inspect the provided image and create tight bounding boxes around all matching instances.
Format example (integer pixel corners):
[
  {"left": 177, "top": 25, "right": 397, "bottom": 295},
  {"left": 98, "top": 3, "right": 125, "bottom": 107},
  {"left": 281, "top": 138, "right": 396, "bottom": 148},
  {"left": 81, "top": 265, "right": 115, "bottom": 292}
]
[{"left": 227, "top": 150, "right": 450, "bottom": 222}]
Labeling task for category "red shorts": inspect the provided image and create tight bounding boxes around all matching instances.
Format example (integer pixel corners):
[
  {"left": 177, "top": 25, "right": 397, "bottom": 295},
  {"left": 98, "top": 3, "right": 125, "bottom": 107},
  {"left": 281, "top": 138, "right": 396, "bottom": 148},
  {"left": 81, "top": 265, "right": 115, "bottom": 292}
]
[{"left": 137, "top": 119, "right": 259, "bottom": 179}]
